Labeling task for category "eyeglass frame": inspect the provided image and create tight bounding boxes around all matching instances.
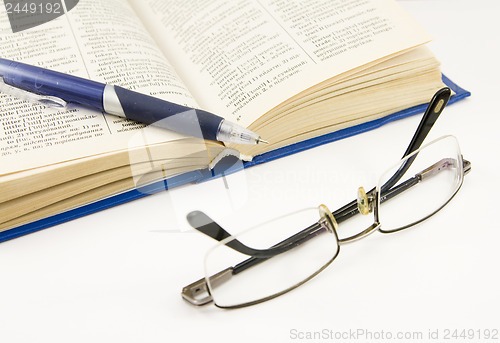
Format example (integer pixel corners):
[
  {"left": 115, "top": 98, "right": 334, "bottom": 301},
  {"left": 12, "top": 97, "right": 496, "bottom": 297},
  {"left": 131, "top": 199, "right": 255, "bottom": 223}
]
[{"left": 182, "top": 87, "right": 471, "bottom": 308}]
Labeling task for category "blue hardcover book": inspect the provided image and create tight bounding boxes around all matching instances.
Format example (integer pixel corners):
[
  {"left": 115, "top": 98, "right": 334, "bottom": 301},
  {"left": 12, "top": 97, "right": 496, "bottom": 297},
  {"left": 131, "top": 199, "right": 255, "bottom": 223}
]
[{"left": 0, "top": 75, "right": 470, "bottom": 243}]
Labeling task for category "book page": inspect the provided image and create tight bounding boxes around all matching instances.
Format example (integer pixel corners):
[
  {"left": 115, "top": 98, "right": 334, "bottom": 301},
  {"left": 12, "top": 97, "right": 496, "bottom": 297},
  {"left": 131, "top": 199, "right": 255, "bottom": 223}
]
[
  {"left": 130, "top": 0, "right": 432, "bottom": 128},
  {"left": 0, "top": 0, "right": 199, "bottom": 175}
]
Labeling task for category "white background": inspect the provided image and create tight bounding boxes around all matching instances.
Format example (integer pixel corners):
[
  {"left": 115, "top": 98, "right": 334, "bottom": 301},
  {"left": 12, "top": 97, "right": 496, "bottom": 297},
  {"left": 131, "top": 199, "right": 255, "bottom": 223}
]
[{"left": 1, "top": 1, "right": 499, "bottom": 342}]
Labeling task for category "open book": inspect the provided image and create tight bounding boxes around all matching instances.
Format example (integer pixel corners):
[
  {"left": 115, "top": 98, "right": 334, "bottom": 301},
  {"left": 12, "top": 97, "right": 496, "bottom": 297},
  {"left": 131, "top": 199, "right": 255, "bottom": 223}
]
[{"left": 0, "top": 0, "right": 450, "bottom": 235}]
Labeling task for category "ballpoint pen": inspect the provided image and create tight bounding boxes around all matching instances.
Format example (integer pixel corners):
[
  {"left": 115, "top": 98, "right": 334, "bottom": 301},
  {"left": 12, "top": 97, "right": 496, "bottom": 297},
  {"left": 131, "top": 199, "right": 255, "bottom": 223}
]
[{"left": 0, "top": 58, "right": 268, "bottom": 145}]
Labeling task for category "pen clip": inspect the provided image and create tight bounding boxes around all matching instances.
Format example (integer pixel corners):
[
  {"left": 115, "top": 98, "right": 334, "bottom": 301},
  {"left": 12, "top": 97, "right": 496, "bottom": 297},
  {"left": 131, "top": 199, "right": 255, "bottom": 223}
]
[{"left": 0, "top": 77, "right": 67, "bottom": 108}]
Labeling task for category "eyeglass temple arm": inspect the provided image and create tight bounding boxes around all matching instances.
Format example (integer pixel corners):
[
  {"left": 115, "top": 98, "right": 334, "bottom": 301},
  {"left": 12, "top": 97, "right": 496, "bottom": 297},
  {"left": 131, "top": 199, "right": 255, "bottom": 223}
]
[
  {"left": 333, "top": 87, "right": 452, "bottom": 222},
  {"left": 186, "top": 211, "right": 322, "bottom": 258},
  {"left": 381, "top": 87, "right": 451, "bottom": 192},
  {"left": 183, "top": 212, "right": 324, "bottom": 306}
]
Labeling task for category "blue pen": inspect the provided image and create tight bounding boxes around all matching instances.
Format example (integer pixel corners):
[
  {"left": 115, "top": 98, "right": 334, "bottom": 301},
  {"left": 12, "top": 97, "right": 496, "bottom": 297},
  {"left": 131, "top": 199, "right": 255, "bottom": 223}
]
[{"left": 0, "top": 58, "right": 268, "bottom": 145}]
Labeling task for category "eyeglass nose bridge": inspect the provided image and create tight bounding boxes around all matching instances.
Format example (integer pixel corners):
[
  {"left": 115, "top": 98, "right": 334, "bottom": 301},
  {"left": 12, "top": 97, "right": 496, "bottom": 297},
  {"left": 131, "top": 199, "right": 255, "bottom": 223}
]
[
  {"left": 338, "top": 222, "right": 381, "bottom": 245},
  {"left": 338, "top": 187, "right": 380, "bottom": 245}
]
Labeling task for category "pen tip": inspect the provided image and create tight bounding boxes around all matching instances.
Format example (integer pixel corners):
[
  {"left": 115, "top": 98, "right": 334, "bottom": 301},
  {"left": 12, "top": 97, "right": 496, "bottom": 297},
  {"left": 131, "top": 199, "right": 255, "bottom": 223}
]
[{"left": 258, "top": 139, "right": 270, "bottom": 145}]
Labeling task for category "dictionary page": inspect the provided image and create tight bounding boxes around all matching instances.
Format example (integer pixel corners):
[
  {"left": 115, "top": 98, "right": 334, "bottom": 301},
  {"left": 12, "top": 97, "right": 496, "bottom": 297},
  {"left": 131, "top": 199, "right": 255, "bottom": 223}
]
[
  {"left": 0, "top": 0, "right": 204, "bottom": 175},
  {"left": 130, "top": 0, "right": 432, "bottom": 128}
]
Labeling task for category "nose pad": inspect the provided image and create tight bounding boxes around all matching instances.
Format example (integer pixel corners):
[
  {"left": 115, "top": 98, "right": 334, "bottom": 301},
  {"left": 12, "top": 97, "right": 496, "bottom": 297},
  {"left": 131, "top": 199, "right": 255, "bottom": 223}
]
[
  {"left": 319, "top": 204, "right": 338, "bottom": 233},
  {"left": 357, "top": 187, "right": 370, "bottom": 215}
]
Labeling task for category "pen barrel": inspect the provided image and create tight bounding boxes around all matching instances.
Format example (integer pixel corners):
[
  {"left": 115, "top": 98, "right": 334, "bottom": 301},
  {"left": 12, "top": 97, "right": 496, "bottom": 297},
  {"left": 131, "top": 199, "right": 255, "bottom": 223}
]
[
  {"left": 112, "top": 86, "right": 223, "bottom": 141},
  {"left": 0, "top": 58, "right": 227, "bottom": 142},
  {"left": 0, "top": 58, "right": 105, "bottom": 110}
]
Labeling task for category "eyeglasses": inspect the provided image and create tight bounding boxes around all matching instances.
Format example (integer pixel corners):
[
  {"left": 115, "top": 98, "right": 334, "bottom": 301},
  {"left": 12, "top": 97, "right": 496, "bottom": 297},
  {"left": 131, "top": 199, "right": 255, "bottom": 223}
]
[{"left": 181, "top": 88, "right": 471, "bottom": 309}]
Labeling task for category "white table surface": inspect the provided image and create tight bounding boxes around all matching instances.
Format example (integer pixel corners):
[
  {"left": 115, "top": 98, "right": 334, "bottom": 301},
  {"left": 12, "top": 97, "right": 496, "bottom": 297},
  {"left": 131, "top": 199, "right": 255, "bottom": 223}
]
[{"left": 1, "top": 1, "right": 499, "bottom": 342}]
